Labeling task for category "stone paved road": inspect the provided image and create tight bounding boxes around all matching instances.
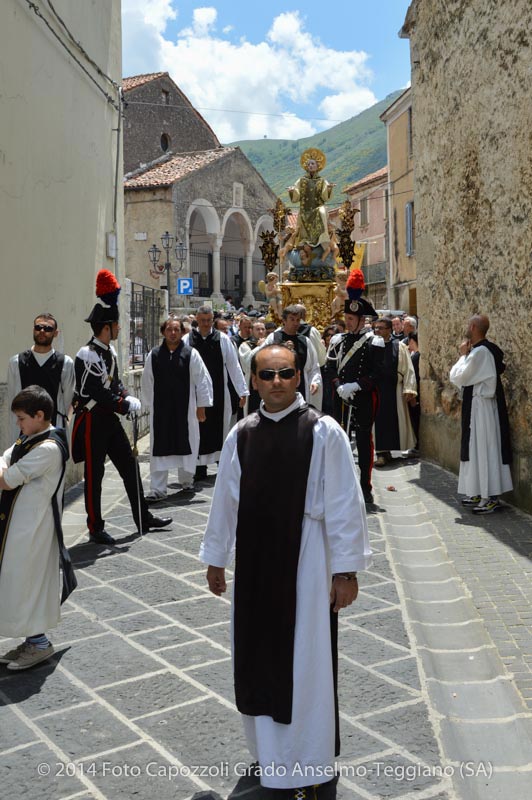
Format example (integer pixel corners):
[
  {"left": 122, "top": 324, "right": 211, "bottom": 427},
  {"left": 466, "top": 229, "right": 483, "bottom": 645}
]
[{"left": 0, "top": 442, "right": 531, "bottom": 800}]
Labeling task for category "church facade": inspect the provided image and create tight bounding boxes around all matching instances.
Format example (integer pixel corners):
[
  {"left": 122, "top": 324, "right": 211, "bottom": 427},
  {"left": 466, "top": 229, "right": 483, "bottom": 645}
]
[{"left": 123, "top": 73, "right": 277, "bottom": 309}]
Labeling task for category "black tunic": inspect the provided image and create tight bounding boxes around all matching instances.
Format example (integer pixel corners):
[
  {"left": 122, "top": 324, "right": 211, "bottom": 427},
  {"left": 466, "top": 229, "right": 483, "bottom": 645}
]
[
  {"left": 18, "top": 350, "right": 65, "bottom": 426},
  {"left": 189, "top": 329, "right": 225, "bottom": 455},
  {"left": 150, "top": 342, "right": 191, "bottom": 457},
  {"left": 375, "top": 339, "right": 400, "bottom": 451},
  {"left": 233, "top": 404, "right": 320, "bottom": 724}
]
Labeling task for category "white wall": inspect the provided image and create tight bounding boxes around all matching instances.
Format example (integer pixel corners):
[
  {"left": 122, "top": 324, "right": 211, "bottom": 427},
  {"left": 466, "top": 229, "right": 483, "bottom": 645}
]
[{"left": 0, "top": 0, "right": 123, "bottom": 448}]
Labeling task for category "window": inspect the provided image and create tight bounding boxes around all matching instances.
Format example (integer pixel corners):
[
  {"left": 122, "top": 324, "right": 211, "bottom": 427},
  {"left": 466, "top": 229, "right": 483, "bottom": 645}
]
[
  {"left": 233, "top": 182, "right": 244, "bottom": 208},
  {"left": 384, "top": 188, "right": 389, "bottom": 220},
  {"left": 405, "top": 201, "right": 415, "bottom": 256},
  {"left": 162, "top": 89, "right": 170, "bottom": 105},
  {"left": 161, "top": 133, "right": 170, "bottom": 152},
  {"left": 360, "top": 196, "right": 369, "bottom": 226}
]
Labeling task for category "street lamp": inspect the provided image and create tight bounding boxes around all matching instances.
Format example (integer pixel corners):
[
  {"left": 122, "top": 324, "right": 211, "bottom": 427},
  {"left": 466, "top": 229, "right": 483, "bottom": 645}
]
[{"left": 148, "top": 231, "right": 188, "bottom": 296}]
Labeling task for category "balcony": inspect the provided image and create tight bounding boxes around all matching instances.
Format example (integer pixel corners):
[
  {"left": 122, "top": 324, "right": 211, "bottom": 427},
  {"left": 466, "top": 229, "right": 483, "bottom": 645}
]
[{"left": 363, "top": 261, "right": 387, "bottom": 285}]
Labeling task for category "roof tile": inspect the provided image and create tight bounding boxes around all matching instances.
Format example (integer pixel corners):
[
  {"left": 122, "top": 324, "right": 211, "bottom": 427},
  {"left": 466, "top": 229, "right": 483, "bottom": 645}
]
[
  {"left": 123, "top": 73, "right": 169, "bottom": 92},
  {"left": 124, "top": 148, "right": 235, "bottom": 189}
]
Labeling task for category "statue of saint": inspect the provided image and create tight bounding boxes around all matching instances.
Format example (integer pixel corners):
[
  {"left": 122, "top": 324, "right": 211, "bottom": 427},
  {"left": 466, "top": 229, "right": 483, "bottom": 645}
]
[{"left": 287, "top": 148, "right": 335, "bottom": 251}]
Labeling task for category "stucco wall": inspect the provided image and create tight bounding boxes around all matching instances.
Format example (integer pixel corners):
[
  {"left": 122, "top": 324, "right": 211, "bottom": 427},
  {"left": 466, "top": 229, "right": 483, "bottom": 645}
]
[
  {"left": 0, "top": 1, "right": 124, "bottom": 472},
  {"left": 405, "top": 0, "right": 532, "bottom": 509}
]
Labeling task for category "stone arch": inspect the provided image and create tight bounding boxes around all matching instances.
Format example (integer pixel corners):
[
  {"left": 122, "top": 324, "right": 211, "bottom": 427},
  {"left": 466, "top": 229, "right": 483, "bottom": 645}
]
[{"left": 186, "top": 199, "right": 221, "bottom": 298}]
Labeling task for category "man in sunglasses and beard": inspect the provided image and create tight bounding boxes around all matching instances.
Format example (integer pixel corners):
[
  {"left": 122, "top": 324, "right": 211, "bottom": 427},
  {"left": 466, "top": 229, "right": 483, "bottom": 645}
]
[
  {"left": 200, "top": 343, "right": 371, "bottom": 798},
  {"left": 6, "top": 314, "right": 75, "bottom": 443}
]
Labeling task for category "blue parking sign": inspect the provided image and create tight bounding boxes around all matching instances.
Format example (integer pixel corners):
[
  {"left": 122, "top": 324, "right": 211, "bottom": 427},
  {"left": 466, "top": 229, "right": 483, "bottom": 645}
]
[{"left": 177, "top": 278, "right": 193, "bottom": 295}]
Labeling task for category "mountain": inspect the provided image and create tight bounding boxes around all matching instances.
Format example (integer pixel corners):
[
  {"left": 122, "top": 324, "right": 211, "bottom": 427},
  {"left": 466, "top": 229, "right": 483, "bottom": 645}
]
[{"left": 229, "top": 90, "right": 403, "bottom": 200}]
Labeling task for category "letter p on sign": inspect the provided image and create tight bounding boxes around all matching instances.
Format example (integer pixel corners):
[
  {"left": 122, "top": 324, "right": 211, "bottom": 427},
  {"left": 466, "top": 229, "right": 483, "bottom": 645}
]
[{"left": 177, "top": 278, "right": 193, "bottom": 295}]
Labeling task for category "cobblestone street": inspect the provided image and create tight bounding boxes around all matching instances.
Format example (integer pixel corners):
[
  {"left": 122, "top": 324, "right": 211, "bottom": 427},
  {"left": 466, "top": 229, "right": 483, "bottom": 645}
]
[{"left": 1, "top": 442, "right": 531, "bottom": 800}]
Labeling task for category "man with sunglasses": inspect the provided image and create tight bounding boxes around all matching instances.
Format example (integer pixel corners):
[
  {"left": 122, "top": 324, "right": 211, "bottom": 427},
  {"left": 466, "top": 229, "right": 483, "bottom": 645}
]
[
  {"left": 200, "top": 343, "right": 371, "bottom": 798},
  {"left": 7, "top": 314, "right": 75, "bottom": 444}
]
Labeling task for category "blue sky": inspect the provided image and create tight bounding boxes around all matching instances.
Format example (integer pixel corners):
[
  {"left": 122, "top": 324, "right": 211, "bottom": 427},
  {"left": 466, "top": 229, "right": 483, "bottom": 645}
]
[{"left": 122, "top": 0, "right": 412, "bottom": 141}]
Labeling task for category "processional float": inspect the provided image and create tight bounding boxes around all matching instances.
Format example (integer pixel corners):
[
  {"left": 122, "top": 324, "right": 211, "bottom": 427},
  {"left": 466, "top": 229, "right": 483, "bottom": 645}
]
[{"left": 258, "top": 148, "right": 368, "bottom": 330}]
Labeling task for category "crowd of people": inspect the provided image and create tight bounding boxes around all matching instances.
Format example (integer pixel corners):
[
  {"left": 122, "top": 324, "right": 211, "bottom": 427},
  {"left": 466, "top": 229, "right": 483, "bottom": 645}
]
[{"left": 0, "top": 268, "right": 514, "bottom": 798}]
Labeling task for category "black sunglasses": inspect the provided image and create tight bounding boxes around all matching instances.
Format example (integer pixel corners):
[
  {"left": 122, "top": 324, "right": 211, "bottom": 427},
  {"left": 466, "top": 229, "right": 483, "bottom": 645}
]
[
  {"left": 257, "top": 368, "right": 296, "bottom": 381},
  {"left": 34, "top": 324, "right": 55, "bottom": 332}
]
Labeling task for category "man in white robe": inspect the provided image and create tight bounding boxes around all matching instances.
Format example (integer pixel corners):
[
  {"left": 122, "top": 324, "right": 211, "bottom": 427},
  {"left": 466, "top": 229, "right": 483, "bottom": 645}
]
[
  {"left": 141, "top": 316, "right": 213, "bottom": 499},
  {"left": 6, "top": 313, "right": 75, "bottom": 444},
  {"left": 261, "top": 305, "right": 322, "bottom": 410},
  {"left": 199, "top": 344, "right": 371, "bottom": 795},
  {"left": 183, "top": 306, "right": 248, "bottom": 480},
  {"left": 450, "top": 314, "right": 512, "bottom": 513}
]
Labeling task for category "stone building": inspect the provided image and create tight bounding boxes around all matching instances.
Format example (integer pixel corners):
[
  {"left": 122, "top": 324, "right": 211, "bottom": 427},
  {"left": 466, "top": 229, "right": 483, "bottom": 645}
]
[
  {"left": 343, "top": 166, "right": 389, "bottom": 309},
  {"left": 123, "top": 73, "right": 277, "bottom": 308},
  {"left": 123, "top": 72, "right": 220, "bottom": 174},
  {"left": 380, "top": 88, "right": 417, "bottom": 313},
  {"left": 401, "top": 0, "right": 532, "bottom": 510},
  {"left": 0, "top": 0, "right": 123, "bottom": 453}
]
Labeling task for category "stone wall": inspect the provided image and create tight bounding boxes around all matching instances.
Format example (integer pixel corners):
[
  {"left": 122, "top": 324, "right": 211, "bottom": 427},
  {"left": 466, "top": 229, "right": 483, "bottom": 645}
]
[
  {"left": 124, "top": 76, "right": 219, "bottom": 173},
  {"left": 404, "top": 0, "right": 532, "bottom": 509}
]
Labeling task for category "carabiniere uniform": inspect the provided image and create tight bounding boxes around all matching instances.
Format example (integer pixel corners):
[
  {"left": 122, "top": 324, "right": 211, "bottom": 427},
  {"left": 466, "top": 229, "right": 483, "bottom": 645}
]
[
  {"left": 72, "top": 335, "right": 147, "bottom": 536},
  {"left": 71, "top": 269, "right": 169, "bottom": 544},
  {"left": 328, "top": 299, "right": 384, "bottom": 502}
]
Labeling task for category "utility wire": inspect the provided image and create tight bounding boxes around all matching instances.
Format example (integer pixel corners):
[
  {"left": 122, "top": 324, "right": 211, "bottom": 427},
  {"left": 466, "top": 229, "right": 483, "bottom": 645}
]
[
  {"left": 24, "top": 0, "right": 119, "bottom": 110},
  {"left": 124, "top": 98, "right": 347, "bottom": 125},
  {"left": 46, "top": 0, "right": 120, "bottom": 91}
]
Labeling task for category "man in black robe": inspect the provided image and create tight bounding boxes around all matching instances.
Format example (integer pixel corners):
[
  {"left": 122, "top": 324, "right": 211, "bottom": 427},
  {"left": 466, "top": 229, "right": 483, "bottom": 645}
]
[
  {"left": 373, "top": 318, "right": 417, "bottom": 466},
  {"left": 184, "top": 305, "right": 248, "bottom": 481}
]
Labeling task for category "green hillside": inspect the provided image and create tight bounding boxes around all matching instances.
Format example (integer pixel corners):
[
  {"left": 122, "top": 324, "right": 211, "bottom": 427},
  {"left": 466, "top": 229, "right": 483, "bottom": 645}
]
[{"left": 229, "top": 90, "right": 402, "bottom": 202}]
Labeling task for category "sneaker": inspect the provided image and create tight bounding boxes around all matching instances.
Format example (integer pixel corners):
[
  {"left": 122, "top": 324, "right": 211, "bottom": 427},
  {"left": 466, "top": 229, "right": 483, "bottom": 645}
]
[
  {"left": 6, "top": 643, "right": 55, "bottom": 671},
  {"left": 0, "top": 642, "right": 26, "bottom": 665},
  {"left": 461, "top": 495, "right": 481, "bottom": 507},
  {"left": 290, "top": 788, "right": 319, "bottom": 800},
  {"left": 145, "top": 493, "right": 167, "bottom": 504},
  {"left": 472, "top": 499, "right": 501, "bottom": 515}
]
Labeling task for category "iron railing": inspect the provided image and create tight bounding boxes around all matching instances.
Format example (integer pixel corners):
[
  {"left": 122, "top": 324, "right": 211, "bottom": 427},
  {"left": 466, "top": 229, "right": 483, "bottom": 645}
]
[
  {"left": 129, "top": 282, "right": 165, "bottom": 367},
  {"left": 363, "top": 261, "right": 387, "bottom": 285},
  {"left": 190, "top": 249, "right": 266, "bottom": 304}
]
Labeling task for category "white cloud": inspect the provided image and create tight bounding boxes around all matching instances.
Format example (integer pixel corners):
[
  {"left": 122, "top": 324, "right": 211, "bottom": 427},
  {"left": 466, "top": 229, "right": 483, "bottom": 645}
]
[{"left": 122, "top": 3, "right": 377, "bottom": 141}]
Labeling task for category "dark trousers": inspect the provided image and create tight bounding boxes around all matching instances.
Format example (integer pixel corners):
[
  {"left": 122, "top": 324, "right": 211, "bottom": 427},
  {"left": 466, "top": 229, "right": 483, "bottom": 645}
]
[
  {"left": 334, "top": 391, "right": 377, "bottom": 497},
  {"left": 81, "top": 411, "right": 148, "bottom": 533}
]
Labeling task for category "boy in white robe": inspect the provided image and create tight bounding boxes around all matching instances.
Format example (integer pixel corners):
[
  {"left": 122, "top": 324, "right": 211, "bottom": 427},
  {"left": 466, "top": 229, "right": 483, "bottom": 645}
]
[{"left": 0, "top": 386, "right": 65, "bottom": 670}]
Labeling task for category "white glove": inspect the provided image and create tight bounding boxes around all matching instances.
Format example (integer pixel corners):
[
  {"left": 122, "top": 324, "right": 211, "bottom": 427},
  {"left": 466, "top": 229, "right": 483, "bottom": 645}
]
[
  {"left": 125, "top": 395, "right": 141, "bottom": 415},
  {"left": 336, "top": 382, "right": 361, "bottom": 401}
]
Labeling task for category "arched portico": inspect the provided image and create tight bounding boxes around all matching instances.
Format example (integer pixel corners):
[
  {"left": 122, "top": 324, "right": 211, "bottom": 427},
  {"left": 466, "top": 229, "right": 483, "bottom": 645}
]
[
  {"left": 186, "top": 199, "right": 221, "bottom": 298},
  {"left": 220, "top": 208, "right": 254, "bottom": 306}
]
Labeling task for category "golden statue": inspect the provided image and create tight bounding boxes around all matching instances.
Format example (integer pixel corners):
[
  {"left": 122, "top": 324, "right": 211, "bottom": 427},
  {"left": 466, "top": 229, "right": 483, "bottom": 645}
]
[{"left": 287, "top": 148, "right": 335, "bottom": 251}]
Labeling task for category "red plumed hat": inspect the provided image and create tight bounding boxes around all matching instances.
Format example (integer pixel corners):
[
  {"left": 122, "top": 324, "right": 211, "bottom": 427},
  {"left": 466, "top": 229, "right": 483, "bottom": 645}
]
[
  {"left": 96, "top": 269, "right": 121, "bottom": 305},
  {"left": 346, "top": 268, "right": 365, "bottom": 300},
  {"left": 85, "top": 269, "right": 121, "bottom": 323}
]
